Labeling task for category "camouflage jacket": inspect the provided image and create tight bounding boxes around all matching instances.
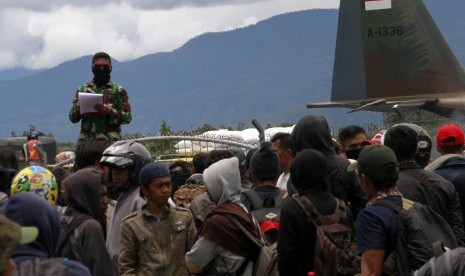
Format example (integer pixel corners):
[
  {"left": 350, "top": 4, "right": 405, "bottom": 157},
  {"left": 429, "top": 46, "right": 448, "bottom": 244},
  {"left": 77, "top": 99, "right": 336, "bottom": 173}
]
[{"left": 69, "top": 81, "right": 132, "bottom": 142}]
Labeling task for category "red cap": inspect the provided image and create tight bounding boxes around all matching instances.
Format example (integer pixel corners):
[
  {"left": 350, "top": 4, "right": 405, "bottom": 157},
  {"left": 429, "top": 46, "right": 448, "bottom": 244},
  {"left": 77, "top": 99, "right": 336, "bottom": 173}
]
[
  {"left": 361, "top": 140, "right": 372, "bottom": 146},
  {"left": 370, "top": 130, "right": 386, "bottom": 145},
  {"left": 260, "top": 220, "right": 280, "bottom": 233},
  {"left": 436, "top": 124, "right": 465, "bottom": 147}
]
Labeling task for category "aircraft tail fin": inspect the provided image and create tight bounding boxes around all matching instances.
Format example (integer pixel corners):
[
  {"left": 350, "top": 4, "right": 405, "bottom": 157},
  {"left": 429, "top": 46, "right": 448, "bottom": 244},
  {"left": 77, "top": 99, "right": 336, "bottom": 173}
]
[{"left": 331, "top": 0, "right": 465, "bottom": 102}]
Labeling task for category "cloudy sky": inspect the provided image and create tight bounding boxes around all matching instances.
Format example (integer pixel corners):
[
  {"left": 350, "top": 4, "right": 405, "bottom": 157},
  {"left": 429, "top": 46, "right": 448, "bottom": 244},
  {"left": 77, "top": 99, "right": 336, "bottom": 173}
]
[{"left": 0, "top": 0, "right": 338, "bottom": 72}]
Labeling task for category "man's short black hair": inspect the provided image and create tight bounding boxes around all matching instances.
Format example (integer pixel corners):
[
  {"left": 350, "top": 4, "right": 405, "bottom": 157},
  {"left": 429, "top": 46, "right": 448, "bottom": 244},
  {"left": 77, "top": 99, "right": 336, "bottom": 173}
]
[
  {"left": 360, "top": 171, "right": 397, "bottom": 191},
  {"left": 438, "top": 144, "right": 464, "bottom": 154},
  {"left": 338, "top": 125, "right": 366, "bottom": 147},
  {"left": 207, "top": 150, "right": 233, "bottom": 167},
  {"left": 74, "top": 141, "right": 106, "bottom": 171},
  {"left": 384, "top": 125, "right": 418, "bottom": 162},
  {"left": 270, "top": 132, "right": 296, "bottom": 157},
  {"left": 92, "top": 52, "right": 111, "bottom": 64},
  {"left": 169, "top": 161, "right": 192, "bottom": 174},
  {"left": 192, "top": 152, "right": 209, "bottom": 174}
]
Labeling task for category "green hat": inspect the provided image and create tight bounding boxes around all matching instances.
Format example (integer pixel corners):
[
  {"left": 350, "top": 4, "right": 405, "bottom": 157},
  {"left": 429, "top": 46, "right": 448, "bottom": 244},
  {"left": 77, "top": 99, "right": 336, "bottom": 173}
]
[
  {"left": 0, "top": 215, "right": 38, "bottom": 271},
  {"left": 347, "top": 145, "right": 398, "bottom": 180}
]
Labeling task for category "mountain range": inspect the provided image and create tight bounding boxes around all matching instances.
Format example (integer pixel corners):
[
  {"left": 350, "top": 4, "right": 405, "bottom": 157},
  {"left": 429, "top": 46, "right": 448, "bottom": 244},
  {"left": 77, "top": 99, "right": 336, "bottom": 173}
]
[{"left": 1, "top": 0, "right": 464, "bottom": 142}]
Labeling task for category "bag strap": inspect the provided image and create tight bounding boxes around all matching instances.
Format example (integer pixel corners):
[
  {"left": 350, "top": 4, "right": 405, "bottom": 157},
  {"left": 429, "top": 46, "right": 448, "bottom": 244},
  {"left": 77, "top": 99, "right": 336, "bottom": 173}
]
[
  {"left": 444, "top": 250, "right": 453, "bottom": 275},
  {"left": 272, "top": 189, "right": 287, "bottom": 208},
  {"left": 432, "top": 241, "right": 446, "bottom": 257},
  {"left": 56, "top": 214, "right": 93, "bottom": 257},
  {"left": 402, "top": 170, "right": 448, "bottom": 206},
  {"left": 293, "top": 196, "right": 341, "bottom": 226},
  {"left": 243, "top": 190, "right": 263, "bottom": 210},
  {"left": 226, "top": 214, "right": 265, "bottom": 248},
  {"left": 0, "top": 193, "right": 8, "bottom": 205},
  {"left": 373, "top": 199, "right": 404, "bottom": 213}
]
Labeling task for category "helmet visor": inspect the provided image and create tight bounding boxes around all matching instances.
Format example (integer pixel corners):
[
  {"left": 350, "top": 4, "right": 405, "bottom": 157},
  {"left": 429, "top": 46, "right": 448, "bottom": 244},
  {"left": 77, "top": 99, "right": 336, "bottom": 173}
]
[{"left": 100, "top": 155, "right": 134, "bottom": 168}]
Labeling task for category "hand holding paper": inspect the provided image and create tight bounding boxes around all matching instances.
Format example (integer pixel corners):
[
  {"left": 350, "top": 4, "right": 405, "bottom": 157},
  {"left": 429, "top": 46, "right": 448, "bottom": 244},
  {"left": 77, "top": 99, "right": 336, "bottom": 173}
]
[{"left": 78, "top": 93, "right": 103, "bottom": 115}]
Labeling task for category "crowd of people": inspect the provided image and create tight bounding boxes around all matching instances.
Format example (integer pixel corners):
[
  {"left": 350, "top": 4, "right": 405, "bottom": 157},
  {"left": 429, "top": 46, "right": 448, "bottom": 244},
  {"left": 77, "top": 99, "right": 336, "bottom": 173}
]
[
  {"left": 2, "top": 52, "right": 465, "bottom": 275},
  {"left": 1, "top": 113, "right": 465, "bottom": 275}
]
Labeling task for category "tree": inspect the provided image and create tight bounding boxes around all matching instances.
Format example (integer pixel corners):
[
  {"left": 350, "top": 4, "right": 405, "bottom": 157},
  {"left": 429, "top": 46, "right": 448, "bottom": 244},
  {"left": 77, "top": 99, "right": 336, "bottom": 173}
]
[
  {"left": 382, "top": 109, "right": 448, "bottom": 138},
  {"left": 277, "top": 122, "right": 293, "bottom": 127},
  {"left": 236, "top": 122, "right": 246, "bottom": 131},
  {"left": 159, "top": 120, "right": 172, "bottom": 136},
  {"left": 194, "top": 123, "right": 216, "bottom": 134},
  {"left": 157, "top": 120, "right": 174, "bottom": 155}
]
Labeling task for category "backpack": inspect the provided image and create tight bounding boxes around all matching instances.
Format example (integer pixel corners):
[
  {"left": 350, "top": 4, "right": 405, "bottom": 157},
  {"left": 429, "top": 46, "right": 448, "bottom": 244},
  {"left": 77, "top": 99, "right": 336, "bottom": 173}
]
[
  {"left": 414, "top": 246, "right": 465, "bottom": 276},
  {"left": 242, "top": 189, "right": 286, "bottom": 244},
  {"left": 293, "top": 195, "right": 360, "bottom": 276},
  {"left": 56, "top": 213, "right": 93, "bottom": 260},
  {"left": 14, "top": 257, "right": 69, "bottom": 276},
  {"left": 375, "top": 198, "right": 458, "bottom": 276},
  {"left": 228, "top": 214, "right": 279, "bottom": 276}
]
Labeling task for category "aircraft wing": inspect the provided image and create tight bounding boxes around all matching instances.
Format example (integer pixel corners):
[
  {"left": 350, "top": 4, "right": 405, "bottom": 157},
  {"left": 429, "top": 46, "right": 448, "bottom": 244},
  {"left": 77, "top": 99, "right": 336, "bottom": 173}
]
[{"left": 307, "top": 97, "right": 438, "bottom": 113}]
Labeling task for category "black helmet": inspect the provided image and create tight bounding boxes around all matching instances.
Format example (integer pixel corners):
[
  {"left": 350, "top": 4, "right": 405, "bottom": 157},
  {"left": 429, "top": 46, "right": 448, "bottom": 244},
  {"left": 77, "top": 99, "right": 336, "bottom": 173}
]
[
  {"left": 100, "top": 140, "right": 151, "bottom": 185},
  {"left": 393, "top": 123, "right": 432, "bottom": 168}
]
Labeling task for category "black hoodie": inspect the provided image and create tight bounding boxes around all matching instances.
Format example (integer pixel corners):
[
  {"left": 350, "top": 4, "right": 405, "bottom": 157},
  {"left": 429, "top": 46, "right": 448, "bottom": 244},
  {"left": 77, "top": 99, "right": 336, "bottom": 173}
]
[
  {"left": 60, "top": 167, "right": 118, "bottom": 276},
  {"left": 291, "top": 115, "right": 366, "bottom": 218},
  {"left": 5, "top": 192, "right": 90, "bottom": 276}
]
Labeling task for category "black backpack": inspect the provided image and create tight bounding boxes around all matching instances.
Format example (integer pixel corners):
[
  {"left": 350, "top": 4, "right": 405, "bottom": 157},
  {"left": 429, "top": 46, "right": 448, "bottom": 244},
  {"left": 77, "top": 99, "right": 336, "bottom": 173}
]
[
  {"left": 56, "top": 213, "right": 93, "bottom": 260},
  {"left": 375, "top": 198, "right": 458, "bottom": 275},
  {"left": 242, "top": 189, "right": 286, "bottom": 244}
]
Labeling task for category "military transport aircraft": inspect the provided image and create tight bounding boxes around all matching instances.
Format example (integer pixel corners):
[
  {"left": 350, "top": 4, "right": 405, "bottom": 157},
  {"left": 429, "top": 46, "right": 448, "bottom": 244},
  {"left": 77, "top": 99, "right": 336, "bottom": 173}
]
[{"left": 306, "top": 0, "right": 465, "bottom": 117}]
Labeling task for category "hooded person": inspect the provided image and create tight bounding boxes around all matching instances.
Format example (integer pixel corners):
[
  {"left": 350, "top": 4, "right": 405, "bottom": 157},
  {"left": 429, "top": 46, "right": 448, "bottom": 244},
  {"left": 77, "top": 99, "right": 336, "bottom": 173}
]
[
  {"left": 185, "top": 157, "right": 261, "bottom": 275},
  {"left": 229, "top": 148, "right": 253, "bottom": 189},
  {"left": 56, "top": 167, "right": 118, "bottom": 276},
  {"left": 277, "top": 149, "right": 354, "bottom": 275},
  {"left": 4, "top": 192, "right": 90, "bottom": 276},
  {"left": 0, "top": 214, "right": 38, "bottom": 276},
  {"left": 291, "top": 115, "right": 366, "bottom": 218}
]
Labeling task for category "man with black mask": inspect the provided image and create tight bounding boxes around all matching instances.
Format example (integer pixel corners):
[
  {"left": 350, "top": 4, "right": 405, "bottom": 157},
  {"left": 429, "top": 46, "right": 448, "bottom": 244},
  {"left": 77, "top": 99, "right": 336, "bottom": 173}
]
[
  {"left": 338, "top": 125, "right": 370, "bottom": 160},
  {"left": 69, "top": 52, "right": 132, "bottom": 145}
]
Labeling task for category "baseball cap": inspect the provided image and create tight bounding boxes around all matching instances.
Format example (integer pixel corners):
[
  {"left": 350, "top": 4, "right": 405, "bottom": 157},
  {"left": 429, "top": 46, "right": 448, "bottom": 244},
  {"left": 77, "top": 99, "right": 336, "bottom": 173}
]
[
  {"left": 0, "top": 215, "right": 38, "bottom": 270},
  {"left": 436, "top": 124, "right": 465, "bottom": 147},
  {"left": 370, "top": 130, "right": 386, "bottom": 145},
  {"left": 347, "top": 145, "right": 398, "bottom": 180}
]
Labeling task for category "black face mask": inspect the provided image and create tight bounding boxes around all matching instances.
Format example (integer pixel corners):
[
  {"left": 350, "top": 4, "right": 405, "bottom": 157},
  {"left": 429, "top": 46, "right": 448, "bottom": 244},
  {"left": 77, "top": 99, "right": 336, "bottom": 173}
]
[
  {"left": 170, "top": 172, "right": 191, "bottom": 192},
  {"left": 92, "top": 67, "right": 111, "bottom": 87},
  {"left": 345, "top": 148, "right": 363, "bottom": 160}
]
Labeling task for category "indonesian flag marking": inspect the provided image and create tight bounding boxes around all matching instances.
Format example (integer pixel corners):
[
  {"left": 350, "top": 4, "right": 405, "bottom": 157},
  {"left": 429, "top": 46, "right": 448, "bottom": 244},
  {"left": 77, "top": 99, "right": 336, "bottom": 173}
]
[{"left": 365, "top": 0, "right": 391, "bottom": 11}]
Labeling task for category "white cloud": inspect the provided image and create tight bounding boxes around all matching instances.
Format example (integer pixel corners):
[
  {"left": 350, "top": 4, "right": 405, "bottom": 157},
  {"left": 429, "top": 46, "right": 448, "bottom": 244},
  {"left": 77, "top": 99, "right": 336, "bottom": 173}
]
[{"left": 0, "top": 0, "right": 338, "bottom": 71}]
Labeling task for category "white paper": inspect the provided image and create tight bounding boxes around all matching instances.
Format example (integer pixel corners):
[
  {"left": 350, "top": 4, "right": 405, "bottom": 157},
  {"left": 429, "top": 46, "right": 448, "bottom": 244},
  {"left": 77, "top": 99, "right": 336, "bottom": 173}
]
[{"left": 78, "top": 93, "right": 103, "bottom": 115}]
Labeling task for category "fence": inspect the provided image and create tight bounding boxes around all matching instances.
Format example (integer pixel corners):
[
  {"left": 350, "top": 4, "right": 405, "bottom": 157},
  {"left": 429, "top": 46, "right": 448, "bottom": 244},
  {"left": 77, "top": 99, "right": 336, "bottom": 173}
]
[{"left": 54, "top": 135, "right": 258, "bottom": 168}]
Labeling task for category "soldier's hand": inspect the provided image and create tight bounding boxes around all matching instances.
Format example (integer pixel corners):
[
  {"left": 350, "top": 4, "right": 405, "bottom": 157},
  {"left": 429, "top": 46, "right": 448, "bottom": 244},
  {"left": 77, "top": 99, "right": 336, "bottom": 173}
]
[{"left": 95, "top": 103, "right": 112, "bottom": 114}]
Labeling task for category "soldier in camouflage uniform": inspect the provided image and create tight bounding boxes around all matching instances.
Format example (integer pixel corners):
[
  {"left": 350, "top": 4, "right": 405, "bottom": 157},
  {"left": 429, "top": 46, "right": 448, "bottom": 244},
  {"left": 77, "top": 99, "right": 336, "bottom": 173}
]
[{"left": 69, "top": 52, "right": 132, "bottom": 145}]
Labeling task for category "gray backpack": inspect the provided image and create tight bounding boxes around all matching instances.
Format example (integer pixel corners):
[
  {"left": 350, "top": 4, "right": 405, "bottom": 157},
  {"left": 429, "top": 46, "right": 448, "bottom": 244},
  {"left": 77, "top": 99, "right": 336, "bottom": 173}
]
[
  {"left": 414, "top": 246, "right": 465, "bottom": 276},
  {"left": 14, "top": 258, "right": 69, "bottom": 276}
]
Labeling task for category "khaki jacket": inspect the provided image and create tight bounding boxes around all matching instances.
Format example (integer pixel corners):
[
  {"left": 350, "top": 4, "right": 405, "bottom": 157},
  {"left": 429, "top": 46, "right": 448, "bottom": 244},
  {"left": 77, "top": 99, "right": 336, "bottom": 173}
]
[{"left": 119, "top": 205, "right": 197, "bottom": 276}]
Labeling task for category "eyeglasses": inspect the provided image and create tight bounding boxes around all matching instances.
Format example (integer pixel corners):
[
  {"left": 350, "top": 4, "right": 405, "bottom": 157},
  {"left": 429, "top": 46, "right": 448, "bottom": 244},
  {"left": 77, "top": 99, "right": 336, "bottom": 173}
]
[{"left": 93, "top": 64, "right": 111, "bottom": 70}]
